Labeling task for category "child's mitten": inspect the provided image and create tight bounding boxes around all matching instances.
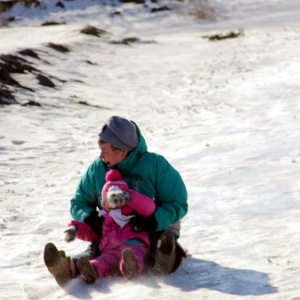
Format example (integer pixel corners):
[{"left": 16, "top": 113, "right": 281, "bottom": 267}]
[
  {"left": 101, "top": 170, "right": 131, "bottom": 210},
  {"left": 64, "top": 225, "right": 77, "bottom": 242}
]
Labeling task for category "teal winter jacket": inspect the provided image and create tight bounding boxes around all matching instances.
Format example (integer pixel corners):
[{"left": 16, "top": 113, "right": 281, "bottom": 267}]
[{"left": 70, "top": 122, "right": 188, "bottom": 233}]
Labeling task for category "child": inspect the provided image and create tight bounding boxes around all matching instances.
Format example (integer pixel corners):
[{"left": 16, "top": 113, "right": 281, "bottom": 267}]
[{"left": 65, "top": 169, "right": 155, "bottom": 283}]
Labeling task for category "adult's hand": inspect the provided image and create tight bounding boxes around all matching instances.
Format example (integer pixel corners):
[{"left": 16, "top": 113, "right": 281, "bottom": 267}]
[{"left": 130, "top": 213, "right": 157, "bottom": 233}]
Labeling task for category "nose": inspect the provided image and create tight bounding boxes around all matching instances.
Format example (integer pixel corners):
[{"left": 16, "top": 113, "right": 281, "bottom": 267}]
[{"left": 99, "top": 151, "right": 104, "bottom": 160}]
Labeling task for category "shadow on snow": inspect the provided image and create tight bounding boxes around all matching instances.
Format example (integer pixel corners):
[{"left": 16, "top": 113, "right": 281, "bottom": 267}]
[
  {"left": 162, "top": 255, "right": 277, "bottom": 296},
  {"left": 62, "top": 255, "right": 277, "bottom": 298}
]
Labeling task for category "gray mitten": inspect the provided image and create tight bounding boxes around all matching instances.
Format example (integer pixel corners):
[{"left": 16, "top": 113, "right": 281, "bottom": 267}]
[
  {"left": 101, "top": 170, "right": 132, "bottom": 209},
  {"left": 107, "top": 190, "right": 131, "bottom": 208},
  {"left": 64, "top": 225, "right": 77, "bottom": 242}
]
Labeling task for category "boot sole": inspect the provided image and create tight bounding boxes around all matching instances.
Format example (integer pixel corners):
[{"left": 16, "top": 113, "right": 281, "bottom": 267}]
[
  {"left": 77, "top": 257, "right": 97, "bottom": 284},
  {"left": 122, "top": 248, "right": 138, "bottom": 279},
  {"left": 153, "top": 230, "right": 175, "bottom": 275},
  {"left": 44, "top": 243, "right": 72, "bottom": 287}
]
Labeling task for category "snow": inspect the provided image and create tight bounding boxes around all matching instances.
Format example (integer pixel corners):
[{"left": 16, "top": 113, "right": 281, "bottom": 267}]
[{"left": 1, "top": 0, "right": 300, "bottom": 299}]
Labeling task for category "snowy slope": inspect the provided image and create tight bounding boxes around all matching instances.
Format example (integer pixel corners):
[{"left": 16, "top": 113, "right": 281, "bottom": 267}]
[{"left": 1, "top": 0, "right": 300, "bottom": 299}]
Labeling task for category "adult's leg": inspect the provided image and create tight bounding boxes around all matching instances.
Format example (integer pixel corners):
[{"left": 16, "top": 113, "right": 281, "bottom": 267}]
[
  {"left": 72, "top": 241, "right": 101, "bottom": 260},
  {"left": 149, "top": 229, "right": 186, "bottom": 275},
  {"left": 44, "top": 243, "right": 76, "bottom": 287}
]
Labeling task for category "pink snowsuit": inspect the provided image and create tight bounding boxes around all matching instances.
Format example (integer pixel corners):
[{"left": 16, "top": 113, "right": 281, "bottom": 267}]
[{"left": 70, "top": 189, "right": 155, "bottom": 278}]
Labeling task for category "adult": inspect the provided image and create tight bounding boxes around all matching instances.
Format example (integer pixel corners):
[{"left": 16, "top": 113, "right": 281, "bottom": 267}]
[{"left": 44, "top": 116, "right": 188, "bottom": 286}]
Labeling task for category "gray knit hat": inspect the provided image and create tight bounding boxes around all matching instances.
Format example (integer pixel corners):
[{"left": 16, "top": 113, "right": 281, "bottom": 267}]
[{"left": 99, "top": 116, "right": 138, "bottom": 150}]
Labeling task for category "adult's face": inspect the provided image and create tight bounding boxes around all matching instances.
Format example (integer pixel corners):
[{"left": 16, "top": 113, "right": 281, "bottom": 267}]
[{"left": 98, "top": 139, "right": 128, "bottom": 167}]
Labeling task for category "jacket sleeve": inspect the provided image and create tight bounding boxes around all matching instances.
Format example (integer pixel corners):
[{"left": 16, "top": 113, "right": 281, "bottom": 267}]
[
  {"left": 69, "top": 220, "right": 99, "bottom": 242},
  {"left": 152, "top": 155, "right": 188, "bottom": 232},
  {"left": 70, "top": 159, "right": 106, "bottom": 222},
  {"left": 126, "top": 190, "right": 156, "bottom": 217}
]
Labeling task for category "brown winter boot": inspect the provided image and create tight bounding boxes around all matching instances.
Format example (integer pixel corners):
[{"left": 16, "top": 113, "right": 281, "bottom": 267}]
[
  {"left": 153, "top": 229, "right": 176, "bottom": 275},
  {"left": 121, "top": 248, "right": 138, "bottom": 279},
  {"left": 44, "top": 242, "right": 75, "bottom": 287},
  {"left": 153, "top": 230, "right": 187, "bottom": 275},
  {"left": 77, "top": 256, "right": 98, "bottom": 284}
]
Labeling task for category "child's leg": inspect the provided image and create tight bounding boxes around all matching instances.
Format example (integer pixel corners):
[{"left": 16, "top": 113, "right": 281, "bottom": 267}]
[
  {"left": 89, "top": 250, "right": 120, "bottom": 278},
  {"left": 121, "top": 248, "right": 138, "bottom": 279},
  {"left": 120, "top": 245, "right": 148, "bottom": 278}
]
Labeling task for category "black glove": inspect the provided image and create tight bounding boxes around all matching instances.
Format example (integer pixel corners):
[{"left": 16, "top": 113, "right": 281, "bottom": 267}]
[
  {"left": 84, "top": 210, "right": 104, "bottom": 238},
  {"left": 130, "top": 213, "right": 157, "bottom": 233}
]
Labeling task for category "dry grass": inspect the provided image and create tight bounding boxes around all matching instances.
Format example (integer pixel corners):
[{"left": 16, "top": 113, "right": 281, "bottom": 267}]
[
  {"left": 185, "top": 0, "right": 215, "bottom": 20},
  {"left": 0, "top": 0, "right": 40, "bottom": 13},
  {"left": 0, "top": 0, "right": 215, "bottom": 26}
]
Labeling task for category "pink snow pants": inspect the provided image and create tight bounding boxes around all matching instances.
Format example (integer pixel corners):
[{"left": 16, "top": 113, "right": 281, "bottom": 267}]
[{"left": 90, "top": 244, "right": 148, "bottom": 278}]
